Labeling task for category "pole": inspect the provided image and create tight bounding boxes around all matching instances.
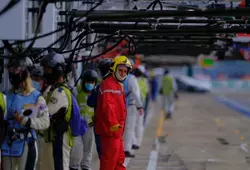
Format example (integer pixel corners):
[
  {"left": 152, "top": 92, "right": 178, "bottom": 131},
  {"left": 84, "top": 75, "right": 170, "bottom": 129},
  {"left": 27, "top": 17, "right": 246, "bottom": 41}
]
[
  {"left": 92, "top": 28, "right": 250, "bottom": 34},
  {"left": 59, "top": 8, "right": 250, "bottom": 18}
]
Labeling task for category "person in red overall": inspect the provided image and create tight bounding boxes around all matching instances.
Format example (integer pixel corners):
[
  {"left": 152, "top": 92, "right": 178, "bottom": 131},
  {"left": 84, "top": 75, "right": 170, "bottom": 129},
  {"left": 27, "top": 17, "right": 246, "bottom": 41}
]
[{"left": 94, "top": 55, "right": 132, "bottom": 170}]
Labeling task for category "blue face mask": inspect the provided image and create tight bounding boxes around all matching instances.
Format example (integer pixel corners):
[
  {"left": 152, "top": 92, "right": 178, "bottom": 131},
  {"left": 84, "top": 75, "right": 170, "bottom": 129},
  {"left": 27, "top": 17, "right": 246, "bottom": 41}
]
[
  {"left": 85, "top": 83, "right": 95, "bottom": 91},
  {"left": 32, "top": 80, "right": 41, "bottom": 91}
]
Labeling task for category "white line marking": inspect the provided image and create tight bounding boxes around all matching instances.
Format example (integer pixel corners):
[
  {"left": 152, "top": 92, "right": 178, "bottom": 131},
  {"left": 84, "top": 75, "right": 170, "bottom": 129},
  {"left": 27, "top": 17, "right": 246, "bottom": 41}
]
[
  {"left": 124, "top": 103, "right": 154, "bottom": 167},
  {"left": 240, "top": 143, "right": 249, "bottom": 153},
  {"left": 147, "top": 139, "right": 159, "bottom": 170}
]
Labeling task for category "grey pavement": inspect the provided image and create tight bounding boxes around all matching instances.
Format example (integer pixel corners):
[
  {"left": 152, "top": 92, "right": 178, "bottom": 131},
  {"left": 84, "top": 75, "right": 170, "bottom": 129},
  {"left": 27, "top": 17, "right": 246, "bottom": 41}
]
[{"left": 90, "top": 93, "right": 250, "bottom": 170}]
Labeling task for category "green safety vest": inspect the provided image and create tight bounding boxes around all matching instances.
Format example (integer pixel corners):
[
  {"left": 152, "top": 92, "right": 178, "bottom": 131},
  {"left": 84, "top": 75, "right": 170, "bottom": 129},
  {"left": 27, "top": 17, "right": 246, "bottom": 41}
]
[
  {"left": 162, "top": 75, "right": 173, "bottom": 96},
  {"left": 44, "top": 85, "right": 74, "bottom": 147},
  {"left": 0, "top": 92, "right": 6, "bottom": 113},
  {"left": 76, "top": 87, "right": 94, "bottom": 124},
  {"left": 138, "top": 78, "right": 148, "bottom": 104}
]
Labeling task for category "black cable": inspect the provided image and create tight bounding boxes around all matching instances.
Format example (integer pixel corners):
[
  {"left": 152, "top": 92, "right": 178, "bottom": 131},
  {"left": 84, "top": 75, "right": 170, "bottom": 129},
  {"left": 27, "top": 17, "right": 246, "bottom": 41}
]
[
  {"left": 72, "top": 38, "right": 124, "bottom": 63},
  {"left": 0, "top": 0, "right": 20, "bottom": 17},
  {"left": 74, "top": 33, "right": 98, "bottom": 87},
  {"left": 55, "top": 16, "right": 74, "bottom": 53},
  {"left": 23, "top": 0, "right": 49, "bottom": 53},
  {"left": 0, "top": 0, "right": 103, "bottom": 60},
  {"left": 1, "top": 0, "right": 104, "bottom": 53},
  {"left": 61, "top": 32, "right": 117, "bottom": 54}
]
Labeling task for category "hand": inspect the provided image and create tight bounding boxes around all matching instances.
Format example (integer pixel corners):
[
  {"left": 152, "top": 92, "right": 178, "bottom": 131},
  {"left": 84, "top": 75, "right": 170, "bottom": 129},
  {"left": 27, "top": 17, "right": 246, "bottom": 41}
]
[
  {"left": 88, "top": 122, "right": 94, "bottom": 127},
  {"left": 110, "top": 124, "right": 123, "bottom": 132},
  {"left": 138, "top": 108, "right": 144, "bottom": 116},
  {"left": 174, "top": 92, "right": 179, "bottom": 100},
  {"left": 13, "top": 112, "right": 23, "bottom": 124}
]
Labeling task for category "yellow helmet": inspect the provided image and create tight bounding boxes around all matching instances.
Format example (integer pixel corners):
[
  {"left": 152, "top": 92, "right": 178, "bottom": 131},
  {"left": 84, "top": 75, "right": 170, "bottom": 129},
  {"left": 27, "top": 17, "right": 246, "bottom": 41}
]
[{"left": 110, "top": 55, "right": 132, "bottom": 72}]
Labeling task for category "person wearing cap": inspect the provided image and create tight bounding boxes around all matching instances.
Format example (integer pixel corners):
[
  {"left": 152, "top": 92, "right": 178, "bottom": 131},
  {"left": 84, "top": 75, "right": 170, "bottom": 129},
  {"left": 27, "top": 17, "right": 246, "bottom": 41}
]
[
  {"left": 30, "top": 66, "right": 45, "bottom": 92},
  {"left": 122, "top": 61, "right": 144, "bottom": 158},
  {"left": 162, "top": 69, "right": 178, "bottom": 119},
  {"left": 1, "top": 57, "right": 50, "bottom": 170},
  {"left": 94, "top": 55, "right": 132, "bottom": 170},
  {"left": 41, "top": 52, "right": 74, "bottom": 170},
  {"left": 70, "top": 69, "right": 98, "bottom": 170},
  {"left": 86, "top": 58, "right": 113, "bottom": 161},
  {"left": 87, "top": 58, "right": 113, "bottom": 109}
]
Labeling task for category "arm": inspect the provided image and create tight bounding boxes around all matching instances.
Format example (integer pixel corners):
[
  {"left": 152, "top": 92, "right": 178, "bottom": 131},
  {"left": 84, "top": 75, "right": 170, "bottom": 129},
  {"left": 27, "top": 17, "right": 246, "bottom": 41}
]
[
  {"left": 172, "top": 77, "right": 178, "bottom": 92},
  {"left": 129, "top": 76, "right": 143, "bottom": 108},
  {"left": 87, "top": 85, "right": 99, "bottom": 108},
  {"left": 47, "top": 89, "right": 69, "bottom": 116},
  {"left": 22, "top": 96, "right": 50, "bottom": 130}
]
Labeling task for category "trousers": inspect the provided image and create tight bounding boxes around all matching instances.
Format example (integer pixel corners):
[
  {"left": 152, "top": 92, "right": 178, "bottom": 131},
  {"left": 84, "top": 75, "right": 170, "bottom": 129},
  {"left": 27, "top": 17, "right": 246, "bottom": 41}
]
[
  {"left": 2, "top": 141, "right": 38, "bottom": 170},
  {"left": 97, "top": 136, "right": 126, "bottom": 170},
  {"left": 133, "top": 112, "right": 144, "bottom": 147},
  {"left": 36, "top": 135, "right": 44, "bottom": 170},
  {"left": 53, "top": 132, "right": 72, "bottom": 170},
  {"left": 41, "top": 142, "right": 54, "bottom": 170},
  {"left": 163, "top": 95, "right": 174, "bottom": 115},
  {"left": 70, "top": 127, "right": 94, "bottom": 170},
  {"left": 123, "top": 105, "right": 137, "bottom": 152}
]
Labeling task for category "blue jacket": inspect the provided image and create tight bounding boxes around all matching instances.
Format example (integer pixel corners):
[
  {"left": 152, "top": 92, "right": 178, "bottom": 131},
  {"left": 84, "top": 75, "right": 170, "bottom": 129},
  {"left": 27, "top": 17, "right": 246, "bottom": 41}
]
[{"left": 87, "top": 84, "right": 100, "bottom": 109}]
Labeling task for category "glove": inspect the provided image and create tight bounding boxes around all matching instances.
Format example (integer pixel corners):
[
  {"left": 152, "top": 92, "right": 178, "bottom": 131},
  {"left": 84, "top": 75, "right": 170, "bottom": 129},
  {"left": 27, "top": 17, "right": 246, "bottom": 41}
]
[
  {"left": 137, "top": 108, "right": 144, "bottom": 116},
  {"left": 88, "top": 122, "right": 94, "bottom": 127},
  {"left": 110, "top": 124, "right": 123, "bottom": 132}
]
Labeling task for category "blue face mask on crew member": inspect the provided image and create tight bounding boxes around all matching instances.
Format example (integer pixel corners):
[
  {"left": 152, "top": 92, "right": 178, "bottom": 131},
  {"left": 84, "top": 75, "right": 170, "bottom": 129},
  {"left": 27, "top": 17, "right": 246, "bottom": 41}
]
[
  {"left": 32, "top": 80, "right": 41, "bottom": 91},
  {"left": 85, "top": 83, "right": 95, "bottom": 91}
]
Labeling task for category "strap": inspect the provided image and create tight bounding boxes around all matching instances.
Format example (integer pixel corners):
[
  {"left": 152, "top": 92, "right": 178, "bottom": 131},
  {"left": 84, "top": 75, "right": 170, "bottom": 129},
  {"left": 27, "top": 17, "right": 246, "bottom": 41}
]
[
  {"left": 59, "top": 85, "right": 74, "bottom": 147},
  {"left": 0, "top": 93, "right": 5, "bottom": 112},
  {"left": 59, "top": 86, "right": 72, "bottom": 123}
]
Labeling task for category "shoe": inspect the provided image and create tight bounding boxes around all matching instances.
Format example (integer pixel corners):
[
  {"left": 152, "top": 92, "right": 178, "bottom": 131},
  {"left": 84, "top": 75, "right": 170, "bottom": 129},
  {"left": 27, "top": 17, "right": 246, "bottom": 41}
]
[
  {"left": 165, "top": 113, "right": 172, "bottom": 119},
  {"left": 132, "top": 145, "right": 140, "bottom": 150},
  {"left": 125, "top": 151, "right": 135, "bottom": 158}
]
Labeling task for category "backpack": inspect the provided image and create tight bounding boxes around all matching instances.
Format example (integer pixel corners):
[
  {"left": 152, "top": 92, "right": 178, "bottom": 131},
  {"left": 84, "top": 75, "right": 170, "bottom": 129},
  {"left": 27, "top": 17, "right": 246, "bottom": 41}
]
[{"left": 60, "top": 86, "right": 88, "bottom": 137}]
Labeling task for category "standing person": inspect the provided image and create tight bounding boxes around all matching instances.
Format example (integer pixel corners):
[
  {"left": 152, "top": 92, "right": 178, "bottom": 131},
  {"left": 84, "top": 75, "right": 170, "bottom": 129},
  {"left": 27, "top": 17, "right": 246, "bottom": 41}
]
[
  {"left": 87, "top": 58, "right": 113, "bottom": 160},
  {"left": 95, "top": 55, "right": 132, "bottom": 170},
  {"left": 162, "top": 69, "right": 178, "bottom": 119},
  {"left": 123, "top": 67, "right": 143, "bottom": 157},
  {"left": 30, "top": 66, "right": 46, "bottom": 170},
  {"left": 70, "top": 69, "right": 98, "bottom": 170},
  {"left": 131, "top": 66, "right": 148, "bottom": 150},
  {"left": 150, "top": 71, "right": 159, "bottom": 102},
  {"left": 42, "top": 52, "right": 74, "bottom": 170},
  {"left": 1, "top": 57, "right": 50, "bottom": 170}
]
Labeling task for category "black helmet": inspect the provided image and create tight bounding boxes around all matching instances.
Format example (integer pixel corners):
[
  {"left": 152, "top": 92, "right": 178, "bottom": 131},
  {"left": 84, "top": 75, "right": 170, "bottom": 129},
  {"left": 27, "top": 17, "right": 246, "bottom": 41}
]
[
  {"left": 164, "top": 69, "right": 169, "bottom": 75},
  {"left": 31, "top": 66, "right": 44, "bottom": 77},
  {"left": 82, "top": 69, "right": 99, "bottom": 82},
  {"left": 97, "top": 58, "right": 113, "bottom": 77},
  {"left": 41, "top": 52, "right": 65, "bottom": 69}
]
